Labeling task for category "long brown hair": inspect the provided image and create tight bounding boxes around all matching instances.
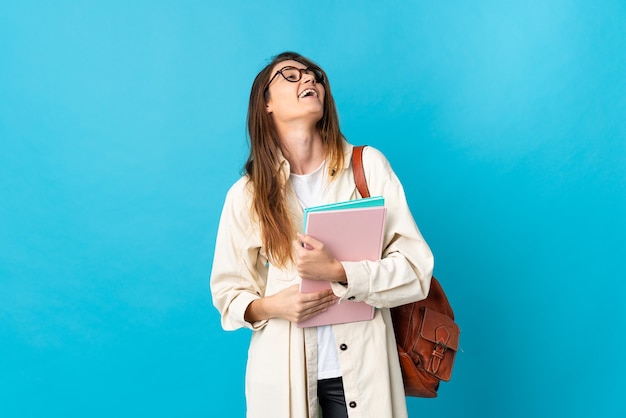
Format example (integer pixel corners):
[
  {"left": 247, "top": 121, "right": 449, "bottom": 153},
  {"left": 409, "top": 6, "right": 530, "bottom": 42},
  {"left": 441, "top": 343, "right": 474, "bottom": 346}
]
[{"left": 245, "top": 52, "right": 345, "bottom": 267}]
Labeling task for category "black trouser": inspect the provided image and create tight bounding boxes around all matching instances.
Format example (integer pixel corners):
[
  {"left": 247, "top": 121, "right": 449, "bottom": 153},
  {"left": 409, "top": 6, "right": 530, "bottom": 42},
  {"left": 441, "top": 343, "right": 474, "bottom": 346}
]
[{"left": 317, "top": 377, "right": 348, "bottom": 418}]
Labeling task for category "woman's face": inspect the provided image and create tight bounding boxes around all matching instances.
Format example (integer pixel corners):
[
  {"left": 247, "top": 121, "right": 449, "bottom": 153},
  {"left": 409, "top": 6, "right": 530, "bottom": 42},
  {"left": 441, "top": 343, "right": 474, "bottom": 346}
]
[{"left": 265, "top": 60, "right": 325, "bottom": 126}]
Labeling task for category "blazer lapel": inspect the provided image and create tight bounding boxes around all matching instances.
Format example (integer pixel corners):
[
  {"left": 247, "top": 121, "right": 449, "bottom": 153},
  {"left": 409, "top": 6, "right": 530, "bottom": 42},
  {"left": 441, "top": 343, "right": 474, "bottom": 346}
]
[{"left": 324, "top": 142, "right": 359, "bottom": 204}]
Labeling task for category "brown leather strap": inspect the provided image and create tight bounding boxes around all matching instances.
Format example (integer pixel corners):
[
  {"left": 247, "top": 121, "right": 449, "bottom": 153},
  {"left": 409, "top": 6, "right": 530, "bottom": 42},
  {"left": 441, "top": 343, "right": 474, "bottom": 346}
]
[{"left": 352, "top": 145, "right": 371, "bottom": 198}]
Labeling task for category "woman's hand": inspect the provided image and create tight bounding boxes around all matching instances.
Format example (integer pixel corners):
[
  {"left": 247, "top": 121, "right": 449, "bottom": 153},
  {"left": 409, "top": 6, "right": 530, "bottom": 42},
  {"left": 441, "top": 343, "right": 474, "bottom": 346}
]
[
  {"left": 293, "top": 233, "right": 348, "bottom": 282},
  {"left": 245, "top": 284, "right": 337, "bottom": 324},
  {"left": 244, "top": 233, "right": 347, "bottom": 325}
]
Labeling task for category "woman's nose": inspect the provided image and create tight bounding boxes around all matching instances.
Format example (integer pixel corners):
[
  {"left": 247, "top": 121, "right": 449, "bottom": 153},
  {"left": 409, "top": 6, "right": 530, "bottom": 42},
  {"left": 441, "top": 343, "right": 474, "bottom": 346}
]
[{"left": 302, "top": 70, "right": 316, "bottom": 84}]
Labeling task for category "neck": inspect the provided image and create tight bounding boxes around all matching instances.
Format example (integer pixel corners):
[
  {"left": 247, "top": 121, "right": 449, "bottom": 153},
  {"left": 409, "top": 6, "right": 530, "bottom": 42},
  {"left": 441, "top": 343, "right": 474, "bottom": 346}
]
[{"left": 276, "top": 123, "right": 325, "bottom": 175}]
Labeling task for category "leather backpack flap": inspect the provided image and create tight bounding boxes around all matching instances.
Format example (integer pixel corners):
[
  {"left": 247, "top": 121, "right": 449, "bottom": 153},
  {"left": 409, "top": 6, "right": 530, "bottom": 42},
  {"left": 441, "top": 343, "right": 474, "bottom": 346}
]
[{"left": 414, "top": 308, "right": 460, "bottom": 382}]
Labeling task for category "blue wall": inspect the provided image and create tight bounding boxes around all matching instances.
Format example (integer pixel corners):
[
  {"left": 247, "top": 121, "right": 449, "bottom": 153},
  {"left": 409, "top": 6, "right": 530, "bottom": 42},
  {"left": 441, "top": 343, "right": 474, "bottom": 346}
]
[{"left": 1, "top": 1, "right": 624, "bottom": 417}]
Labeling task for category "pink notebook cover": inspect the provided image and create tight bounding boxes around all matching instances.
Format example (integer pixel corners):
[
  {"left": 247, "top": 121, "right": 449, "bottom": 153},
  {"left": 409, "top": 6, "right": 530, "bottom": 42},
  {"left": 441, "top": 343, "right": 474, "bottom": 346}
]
[{"left": 297, "top": 206, "right": 386, "bottom": 328}]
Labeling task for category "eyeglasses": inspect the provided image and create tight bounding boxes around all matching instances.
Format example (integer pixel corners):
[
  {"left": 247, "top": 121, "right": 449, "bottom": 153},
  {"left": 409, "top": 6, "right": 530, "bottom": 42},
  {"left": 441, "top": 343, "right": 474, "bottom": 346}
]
[{"left": 265, "top": 66, "right": 325, "bottom": 90}]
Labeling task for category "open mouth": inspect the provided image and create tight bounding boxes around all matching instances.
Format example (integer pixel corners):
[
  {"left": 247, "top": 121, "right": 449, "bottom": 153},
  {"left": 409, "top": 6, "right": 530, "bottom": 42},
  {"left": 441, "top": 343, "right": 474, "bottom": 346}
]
[{"left": 298, "top": 88, "right": 318, "bottom": 99}]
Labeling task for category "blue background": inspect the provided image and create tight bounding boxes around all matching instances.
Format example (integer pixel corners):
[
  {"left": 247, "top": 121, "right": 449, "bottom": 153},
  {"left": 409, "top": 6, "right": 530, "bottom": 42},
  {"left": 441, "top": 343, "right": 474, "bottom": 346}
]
[{"left": 1, "top": 1, "right": 625, "bottom": 417}]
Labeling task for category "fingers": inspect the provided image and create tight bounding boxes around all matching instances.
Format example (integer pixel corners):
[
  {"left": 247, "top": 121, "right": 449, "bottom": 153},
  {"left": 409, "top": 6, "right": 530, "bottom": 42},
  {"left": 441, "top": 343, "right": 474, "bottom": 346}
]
[
  {"left": 271, "top": 284, "right": 339, "bottom": 323},
  {"left": 296, "top": 289, "right": 337, "bottom": 323},
  {"left": 294, "top": 234, "right": 338, "bottom": 281},
  {"left": 278, "top": 284, "right": 335, "bottom": 323},
  {"left": 298, "top": 288, "right": 336, "bottom": 308},
  {"left": 300, "top": 299, "right": 334, "bottom": 322},
  {"left": 300, "top": 285, "right": 334, "bottom": 298},
  {"left": 297, "top": 298, "right": 336, "bottom": 323},
  {"left": 295, "top": 233, "right": 322, "bottom": 251}
]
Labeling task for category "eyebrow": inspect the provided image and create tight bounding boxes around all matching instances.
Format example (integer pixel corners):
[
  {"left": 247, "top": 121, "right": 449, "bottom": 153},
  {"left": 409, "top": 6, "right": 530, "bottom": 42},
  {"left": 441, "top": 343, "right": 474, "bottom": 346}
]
[{"left": 277, "top": 65, "right": 307, "bottom": 71}]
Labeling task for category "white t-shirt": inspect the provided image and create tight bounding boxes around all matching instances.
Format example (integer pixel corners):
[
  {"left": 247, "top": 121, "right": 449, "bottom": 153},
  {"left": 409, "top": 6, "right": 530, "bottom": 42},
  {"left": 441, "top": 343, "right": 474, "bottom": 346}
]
[{"left": 290, "top": 161, "right": 342, "bottom": 380}]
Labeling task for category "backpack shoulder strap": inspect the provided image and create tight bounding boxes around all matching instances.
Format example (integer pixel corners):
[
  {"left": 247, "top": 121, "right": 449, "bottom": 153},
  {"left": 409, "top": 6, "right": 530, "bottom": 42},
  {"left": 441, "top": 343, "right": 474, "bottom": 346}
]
[{"left": 351, "top": 145, "right": 371, "bottom": 198}]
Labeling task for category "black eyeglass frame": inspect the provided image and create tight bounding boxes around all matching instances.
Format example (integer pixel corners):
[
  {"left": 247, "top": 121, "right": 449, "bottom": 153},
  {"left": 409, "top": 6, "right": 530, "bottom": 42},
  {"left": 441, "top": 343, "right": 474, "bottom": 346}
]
[{"left": 264, "top": 66, "right": 325, "bottom": 91}]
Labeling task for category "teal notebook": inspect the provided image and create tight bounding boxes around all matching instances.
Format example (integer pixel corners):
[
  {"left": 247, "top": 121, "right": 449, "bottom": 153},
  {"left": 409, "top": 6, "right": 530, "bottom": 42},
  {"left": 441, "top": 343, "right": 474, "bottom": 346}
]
[{"left": 303, "top": 196, "right": 384, "bottom": 230}]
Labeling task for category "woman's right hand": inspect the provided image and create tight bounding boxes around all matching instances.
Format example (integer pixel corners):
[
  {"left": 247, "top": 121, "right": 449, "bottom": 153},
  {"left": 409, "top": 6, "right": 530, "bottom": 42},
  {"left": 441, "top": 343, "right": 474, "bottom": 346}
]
[{"left": 244, "top": 284, "right": 337, "bottom": 324}]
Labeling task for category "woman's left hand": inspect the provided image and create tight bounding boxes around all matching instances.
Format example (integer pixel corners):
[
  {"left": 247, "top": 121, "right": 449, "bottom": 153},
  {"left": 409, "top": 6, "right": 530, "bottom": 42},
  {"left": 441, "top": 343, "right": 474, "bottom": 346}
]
[{"left": 293, "top": 233, "right": 347, "bottom": 282}]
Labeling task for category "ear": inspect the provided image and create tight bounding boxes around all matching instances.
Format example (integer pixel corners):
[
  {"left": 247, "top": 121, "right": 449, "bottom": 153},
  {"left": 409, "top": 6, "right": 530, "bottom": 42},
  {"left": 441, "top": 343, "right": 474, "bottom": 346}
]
[{"left": 265, "top": 102, "right": 273, "bottom": 114}]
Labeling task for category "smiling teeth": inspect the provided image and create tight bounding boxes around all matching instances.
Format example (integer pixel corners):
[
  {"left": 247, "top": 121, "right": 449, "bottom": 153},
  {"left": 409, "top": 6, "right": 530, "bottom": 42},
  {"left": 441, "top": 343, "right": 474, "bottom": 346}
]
[{"left": 299, "top": 89, "right": 317, "bottom": 98}]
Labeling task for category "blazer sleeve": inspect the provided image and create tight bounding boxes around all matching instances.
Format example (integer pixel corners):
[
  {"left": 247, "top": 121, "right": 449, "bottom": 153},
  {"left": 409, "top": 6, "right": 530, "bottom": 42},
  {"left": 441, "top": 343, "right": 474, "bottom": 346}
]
[
  {"left": 330, "top": 146, "right": 434, "bottom": 308},
  {"left": 210, "top": 178, "right": 269, "bottom": 331}
]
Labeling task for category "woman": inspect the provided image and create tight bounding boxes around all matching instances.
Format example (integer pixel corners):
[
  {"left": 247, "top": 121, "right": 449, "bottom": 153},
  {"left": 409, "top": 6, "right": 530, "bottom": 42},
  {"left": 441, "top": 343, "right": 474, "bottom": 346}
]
[{"left": 210, "top": 52, "right": 433, "bottom": 418}]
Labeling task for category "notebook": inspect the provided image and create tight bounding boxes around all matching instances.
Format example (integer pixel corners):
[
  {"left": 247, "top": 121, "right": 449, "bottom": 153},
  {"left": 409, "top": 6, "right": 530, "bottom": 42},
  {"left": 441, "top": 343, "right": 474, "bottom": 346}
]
[
  {"left": 297, "top": 201, "right": 386, "bottom": 328},
  {"left": 303, "top": 196, "right": 384, "bottom": 224}
]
